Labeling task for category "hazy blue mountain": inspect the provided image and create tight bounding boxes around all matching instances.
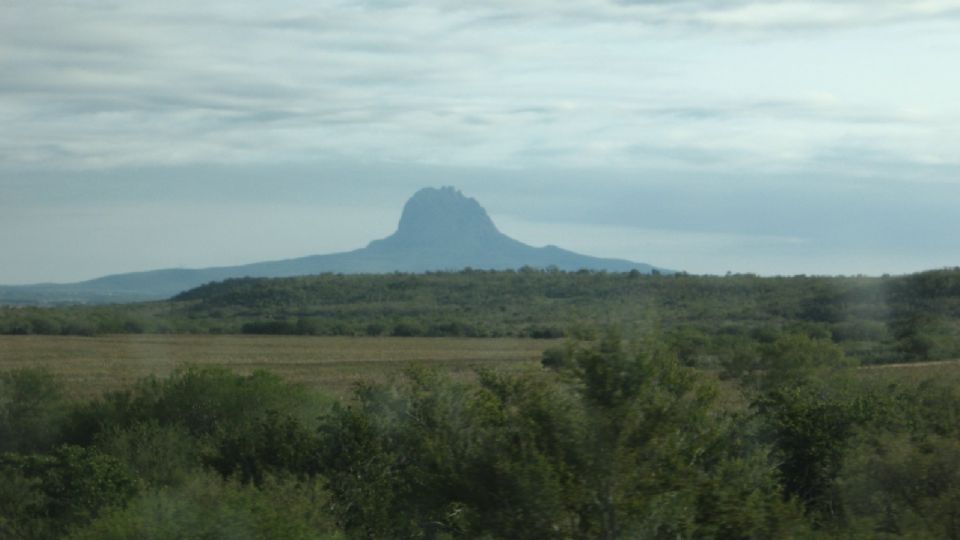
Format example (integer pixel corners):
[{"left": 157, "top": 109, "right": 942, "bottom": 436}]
[{"left": 0, "top": 187, "right": 667, "bottom": 304}]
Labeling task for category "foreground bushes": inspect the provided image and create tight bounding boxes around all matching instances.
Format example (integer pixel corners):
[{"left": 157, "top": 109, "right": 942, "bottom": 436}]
[
  {"left": 0, "top": 368, "right": 68, "bottom": 454},
  {"left": 317, "top": 334, "right": 804, "bottom": 538},
  {"left": 67, "top": 474, "right": 342, "bottom": 540},
  {"left": 2, "top": 333, "right": 960, "bottom": 538},
  {"left": 2, "top": 366, "right": 331, "bottom": 539},
  {"left": 0, "top": 446, "right": 137, "bottom": 539}
]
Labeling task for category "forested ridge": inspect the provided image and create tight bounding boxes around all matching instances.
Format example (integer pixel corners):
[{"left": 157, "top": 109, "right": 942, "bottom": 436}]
[{"left": 4, "top": 267, "right": 960, "bottom": 364}]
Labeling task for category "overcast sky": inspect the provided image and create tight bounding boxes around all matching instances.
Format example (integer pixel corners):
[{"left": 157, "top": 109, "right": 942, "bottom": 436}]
[{"left": 2, "top": 0, "right": 959, "bottom": 284}]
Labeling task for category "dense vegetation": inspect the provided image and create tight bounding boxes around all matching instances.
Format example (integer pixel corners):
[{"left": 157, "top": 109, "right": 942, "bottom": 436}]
[
  {"left": 3, "top": 268, "right": 960, "bottom": 364},
  {"left": 3, "top": 331, "right": 960, "bottom": 538}
]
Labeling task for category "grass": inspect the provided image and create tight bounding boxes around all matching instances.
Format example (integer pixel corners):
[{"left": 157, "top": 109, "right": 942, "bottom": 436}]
[
  {"left": 3, "top": 334, "right": 958, "bottom": 403},
  {"left": 858, "top": 358, "right": 960, "bottom": 387},
  {"left": 0, "top": 334, "right": 557, "bottom": 400}
]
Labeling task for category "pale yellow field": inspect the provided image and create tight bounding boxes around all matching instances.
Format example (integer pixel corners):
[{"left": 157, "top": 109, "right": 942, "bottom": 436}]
[{"left": 0, "top": 335, "right": 558, "bottom": 399}]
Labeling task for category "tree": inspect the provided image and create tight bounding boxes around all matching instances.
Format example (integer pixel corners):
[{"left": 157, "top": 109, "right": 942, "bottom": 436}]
[
  {"left": 317, "top": 333, "right": 803, "bottom": 538},
  {"left": 0, "top": 446, "right": 137, "bottom": 538},
  {"left": 754, "top": 377, "right": 877, "bottom": 523},
  {"left": 0, "top": 368, "right": 67, "bottom": 453}
]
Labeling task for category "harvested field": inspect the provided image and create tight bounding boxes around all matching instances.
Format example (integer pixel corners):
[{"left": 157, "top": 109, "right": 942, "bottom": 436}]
[
  {"left": 0, "top": 334, "right": 557, "bottom": 399},
  {"left": 3, "top": 334, "right": 958, "bottom": 402}
]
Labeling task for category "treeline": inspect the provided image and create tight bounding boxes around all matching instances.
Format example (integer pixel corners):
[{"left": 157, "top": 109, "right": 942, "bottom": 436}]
[
  {"left": 3, "top": 333, "right": 960, "bottom": 538},
  {"left": 3, "top": 268, "right": 960, "bottom": 363}
]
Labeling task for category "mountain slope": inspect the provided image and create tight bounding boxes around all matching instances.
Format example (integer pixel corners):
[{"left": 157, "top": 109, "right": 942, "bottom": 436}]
[{"left": 0, "top": 187, "right": 666, "bottom": 304}]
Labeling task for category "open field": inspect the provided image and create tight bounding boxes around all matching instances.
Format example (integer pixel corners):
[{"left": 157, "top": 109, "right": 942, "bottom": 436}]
[
  {"left": 858, "top": 357, "right": 960, "bottom": 385},
  {"left": 3, "top": 333, "right": 959, "bottom": 404},
  {"left": 0, "top": 334, "right": 558, "bottom": 399}
]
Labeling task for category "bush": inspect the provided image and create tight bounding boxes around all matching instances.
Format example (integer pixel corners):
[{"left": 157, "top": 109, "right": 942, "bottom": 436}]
[
  {"left": 831, "top": 320, "right": 888, "bottom": 342},
  {"left": 317, "top": 335, "right": 802, "bottom": 539},
  {"left": 67, "top": 473, "right": 342, "bottom": 540},
  {"left": 92, "top": 421, "right": 200, "bottom": 488},
  {"left": 390, "top": 319, "right": 424, "bottom": 337},
  {"left": 0, "top": 368, "right": 67, "bottom": 453},
  {"left": 540, "top": 346, "right": 567, "bottom": 370},
  {"left": 0, "top": 466, "right": 46, "bottom": 539},
  {"left": 241, "top": 320, "right": 298, "bottom": 335},
  {"left": 364, "top": 322, "right": 386, "bottom": 336},
  {"left": 0, "top": 446, "right": 137, "bottom": 538},
  {"left": 64, "top": 367, "right": 322, "bottom": 446},
  {"left": 207, "top": 411, "right": 321, "bottom": 485},
  {"left": 525, "top": 325, "right": 564, "bottom": 339},
  {"left": 28, "top": 317, "right": 62, "bottom": 335},
  {"left": 839, "top": 433, "right": 960, "bottom": 538},
  {"left": 754, "top": 376, "right": 878, "bottom": 521},
  {"left": 425, "top": 320, "right": 466, "bottom": 337}
]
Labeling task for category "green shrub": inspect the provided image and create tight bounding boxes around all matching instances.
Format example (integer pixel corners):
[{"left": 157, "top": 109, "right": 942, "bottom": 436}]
[
  {"left": 317, "top": 335, "right": 802, "bottom": 539},
  {"left": 64, "top": 367, "right": 322, "bottom": 446},
  {"left": 754, "top": 376, "right": 879, "bottom": 522},
  {"left": 66, "top": 473, "right": 342, "bottom": 540},
  {"left": 241, "top": 320, "right": 298, "bottom": 335},
  {"left": 92, "top": 421, "right": 200, "bottom": 488},
  {"left": 0, "top": 368, "right": 67, "bottom": 453},
  {"left": 525, "top": 325, "right": 564, "bottom": 339},
  {"left": 0, "top": 446, "right": 137, "bottom": 538},
  {"left": 839, "top": 432, "right": 960, "bottom": 539},
  {"left": 0, "top": 466, "right": 46, "bottom": 539},
  {"left": 364, "top": 322, "right": 386, "bottom": 336},
  {"left": 390, "top": 319, "right": 424, "bottom": 337},
  {"left": 540, "top": 346, "right": 566, "bottom": 370},
  {"left": 207, "top": 411, "right": 321, "bottom": 485}
]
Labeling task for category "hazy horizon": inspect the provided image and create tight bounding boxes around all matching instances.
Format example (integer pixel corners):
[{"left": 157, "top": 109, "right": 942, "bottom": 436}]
[{"left": 3, "top": 1, "right": 959, "bottom": 284}]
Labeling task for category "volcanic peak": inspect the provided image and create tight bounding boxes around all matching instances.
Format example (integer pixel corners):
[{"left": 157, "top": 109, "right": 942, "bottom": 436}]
[{"left": 370, "top": 186, "right": 504, "bottom": 249}]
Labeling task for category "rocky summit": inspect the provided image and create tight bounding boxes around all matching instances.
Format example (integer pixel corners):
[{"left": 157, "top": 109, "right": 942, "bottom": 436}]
[
  {"left": 380, "top": 186, "right": 503, "bottom": 247},
  {"left": 366, "top": 187, "right": 529, "bottom": 258},
  {"left": 0, "top": 187, "right": 667, "bottom": 304}
]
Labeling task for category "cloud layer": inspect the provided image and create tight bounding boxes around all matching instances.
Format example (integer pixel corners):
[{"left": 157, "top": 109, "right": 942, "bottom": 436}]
[
  {"left": 1, "top": 1, "right": 958, "bottom": 281},
  {"left": 3, "top": 0, "right": 958, "bottom": 172}
]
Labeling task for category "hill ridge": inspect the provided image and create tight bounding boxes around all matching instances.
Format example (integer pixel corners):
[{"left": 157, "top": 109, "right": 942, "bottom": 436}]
[{"left": 0, "top": 187, "right": 666, "bottom": 304}]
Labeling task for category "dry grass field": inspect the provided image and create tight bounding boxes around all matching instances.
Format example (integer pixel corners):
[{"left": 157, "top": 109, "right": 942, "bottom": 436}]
[
  {"left": 0, "top": 334, "right": 557, "bottom": 399},
  {"left": 859, "top": 357, "right": 960, "bottom": 386},
  {"left": 3, "top": 334, "right": 958, "bottom": 403}
]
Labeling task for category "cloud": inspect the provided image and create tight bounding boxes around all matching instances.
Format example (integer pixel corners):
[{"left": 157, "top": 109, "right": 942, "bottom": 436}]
[
  {"left": 1, "top": 0, "right": 958, "bottom": 177},
  {"left": 1, "top": 1, "right": 959, "bottom": 281},
  {"left": 601, "top": 0, "right": 960, "bottom": 32}
]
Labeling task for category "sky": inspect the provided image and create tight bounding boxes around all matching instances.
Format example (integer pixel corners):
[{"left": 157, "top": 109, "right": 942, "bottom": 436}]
[{"left": 2, "top": 0, "right": 959, "bottom": 284}]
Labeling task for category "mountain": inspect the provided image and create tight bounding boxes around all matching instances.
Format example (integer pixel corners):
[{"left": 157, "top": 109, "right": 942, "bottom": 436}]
[{"left": 0, "top": 187, "right": 667, "bottom": 304}]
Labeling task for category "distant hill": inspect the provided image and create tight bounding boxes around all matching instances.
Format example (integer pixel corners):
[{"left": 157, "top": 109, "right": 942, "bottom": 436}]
[{"left": 0, "top": 186, "right": 667, "bottom": 305}]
